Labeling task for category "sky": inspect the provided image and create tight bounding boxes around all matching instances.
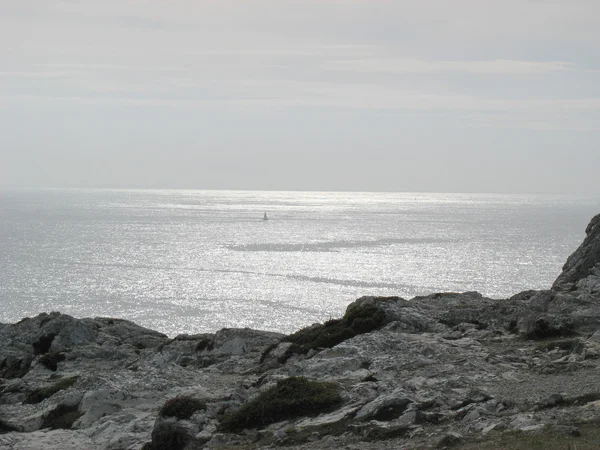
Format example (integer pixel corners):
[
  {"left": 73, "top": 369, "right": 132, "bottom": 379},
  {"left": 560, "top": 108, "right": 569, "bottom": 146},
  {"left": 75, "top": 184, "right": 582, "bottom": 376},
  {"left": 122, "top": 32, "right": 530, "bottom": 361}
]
[{"left": 1, "top": 0, "right": 599, "bottom": 194}]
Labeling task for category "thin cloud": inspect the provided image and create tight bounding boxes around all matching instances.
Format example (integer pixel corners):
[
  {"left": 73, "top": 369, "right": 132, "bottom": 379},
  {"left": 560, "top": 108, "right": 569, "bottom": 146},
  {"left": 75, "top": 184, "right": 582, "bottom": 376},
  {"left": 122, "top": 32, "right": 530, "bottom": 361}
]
[
  {"left": 326, "top": 59, "right": 575, "bottom": 75},
  {"left": 35, "top": 63, "right": 186, "bottom": 72},
  {"left": 0, "top": 71, "right": 73, "bottom": 78}
]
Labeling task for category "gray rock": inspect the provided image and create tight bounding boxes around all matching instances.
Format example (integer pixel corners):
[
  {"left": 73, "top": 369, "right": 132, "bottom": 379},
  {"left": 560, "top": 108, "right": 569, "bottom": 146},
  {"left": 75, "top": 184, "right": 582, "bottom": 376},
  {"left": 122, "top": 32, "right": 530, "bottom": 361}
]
[
  {"left": 355, "top": 389, "right": 412, "bottom": 421},
  {"left": 553, "top": 213, "right": 600, "bottom": 291},
  {"left": 357, "top": 421, "right": 411, "bottom": 440},
  {"left": 508, "top": 414, "right": 535, "bottom": 430},
  {"left": 462, "top": 409, "right": 481, "bottom": 423},
  {"left": 74, "top": 389, "right": 128, "bottom": 429},
  {"left": 437, "top": 431, "right": 462, "bottom": 448},
  {"left": 536, "top": 393, "right": 565, "bottom": 409}
]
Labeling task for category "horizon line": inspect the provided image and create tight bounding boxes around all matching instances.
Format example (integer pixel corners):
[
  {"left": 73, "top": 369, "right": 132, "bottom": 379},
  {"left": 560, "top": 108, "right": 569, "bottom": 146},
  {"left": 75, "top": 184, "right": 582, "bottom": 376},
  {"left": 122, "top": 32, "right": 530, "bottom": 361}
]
[{"left": 1, "top": 186, "right": 599, "bottom": 197}]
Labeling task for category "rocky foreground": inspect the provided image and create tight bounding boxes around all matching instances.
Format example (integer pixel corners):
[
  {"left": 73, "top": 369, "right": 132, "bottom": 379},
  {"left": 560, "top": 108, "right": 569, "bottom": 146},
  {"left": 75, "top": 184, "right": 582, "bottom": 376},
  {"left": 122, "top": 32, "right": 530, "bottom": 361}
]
[{"left": 1, "top": 214, "right": 600, "bottom": 450}]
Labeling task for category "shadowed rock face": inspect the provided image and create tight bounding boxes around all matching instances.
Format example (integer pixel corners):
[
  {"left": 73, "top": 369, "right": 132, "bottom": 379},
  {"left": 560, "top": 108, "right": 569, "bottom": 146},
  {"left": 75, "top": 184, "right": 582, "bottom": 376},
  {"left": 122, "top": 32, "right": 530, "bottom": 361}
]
[
  {"left": 553, "top": 213, "right": 600, "bottom": 292},
  {"left": 1, "top": 213, "right": 600, "bottom": 450}
]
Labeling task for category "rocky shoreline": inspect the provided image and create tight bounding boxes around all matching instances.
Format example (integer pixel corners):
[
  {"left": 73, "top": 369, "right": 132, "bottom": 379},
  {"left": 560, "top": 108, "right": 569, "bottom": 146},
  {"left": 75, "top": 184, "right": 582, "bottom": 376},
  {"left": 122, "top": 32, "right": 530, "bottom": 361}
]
[{"left": 1, "top": 213, "right": 599, "bottom": 450}]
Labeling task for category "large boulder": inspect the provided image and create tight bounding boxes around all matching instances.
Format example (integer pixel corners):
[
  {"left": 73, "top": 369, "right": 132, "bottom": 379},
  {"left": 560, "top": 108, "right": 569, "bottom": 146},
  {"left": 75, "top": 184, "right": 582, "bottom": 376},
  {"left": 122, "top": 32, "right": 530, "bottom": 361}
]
[
  {"left": 553, "top": 213, "right": 600, "bottom": 292},
  {"left": 514, "top": 214, "right": 600, "bottom": 336}
]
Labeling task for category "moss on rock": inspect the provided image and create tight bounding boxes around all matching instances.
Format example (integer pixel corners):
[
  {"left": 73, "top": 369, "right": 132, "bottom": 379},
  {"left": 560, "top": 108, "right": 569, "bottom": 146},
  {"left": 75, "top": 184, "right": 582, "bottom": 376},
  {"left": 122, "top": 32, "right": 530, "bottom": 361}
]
[
  {"left": 282, "top": 303, "right": 386, "bottom": 357},
  {"left": 159, "top": 396, "right": 206, "bottom": 420},
  {"left": 219, "top": 376, "right": 342, "bottom": 432}
]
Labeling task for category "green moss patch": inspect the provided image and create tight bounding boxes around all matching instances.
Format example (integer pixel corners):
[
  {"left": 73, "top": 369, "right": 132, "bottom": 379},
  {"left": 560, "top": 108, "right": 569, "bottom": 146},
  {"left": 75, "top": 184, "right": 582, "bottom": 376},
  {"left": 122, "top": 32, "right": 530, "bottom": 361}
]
[
  {"left": 282, "top": 303, "right": 386, "bottom": 358},
  {"left": 160, "top": 396, "right": 206, "bottom": 420},
  {"left": 26, "top": 376, "right": 78, "bottom": 404},
  {"left": 219, "top": 376, "right": 342, "bottom": 432}
]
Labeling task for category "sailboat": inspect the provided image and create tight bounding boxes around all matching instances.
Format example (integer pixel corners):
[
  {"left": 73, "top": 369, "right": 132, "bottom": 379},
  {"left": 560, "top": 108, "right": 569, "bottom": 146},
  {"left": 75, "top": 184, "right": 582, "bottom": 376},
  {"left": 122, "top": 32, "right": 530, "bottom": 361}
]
[{"left": 263, "top": 212, "right": 268, "bottom": 221}]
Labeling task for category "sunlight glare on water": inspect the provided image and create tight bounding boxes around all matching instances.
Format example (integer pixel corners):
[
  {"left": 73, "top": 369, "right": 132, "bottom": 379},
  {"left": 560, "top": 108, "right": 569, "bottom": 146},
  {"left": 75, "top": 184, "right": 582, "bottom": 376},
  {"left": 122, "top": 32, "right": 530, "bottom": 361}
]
[{"left": 0, "top": 189, "right": 598, "bottom": 336}]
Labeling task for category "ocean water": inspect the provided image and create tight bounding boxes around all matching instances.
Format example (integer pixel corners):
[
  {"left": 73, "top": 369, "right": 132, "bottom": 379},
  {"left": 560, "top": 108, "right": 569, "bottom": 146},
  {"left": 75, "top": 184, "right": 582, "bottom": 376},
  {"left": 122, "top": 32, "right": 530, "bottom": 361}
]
[{"left": 0, "top": 189, "right": 598, "bottom": 336}]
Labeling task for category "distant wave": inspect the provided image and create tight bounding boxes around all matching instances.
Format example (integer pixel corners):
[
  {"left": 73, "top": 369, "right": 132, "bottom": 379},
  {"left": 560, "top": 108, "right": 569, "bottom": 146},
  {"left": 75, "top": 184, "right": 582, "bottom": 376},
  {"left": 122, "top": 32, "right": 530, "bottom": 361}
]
[
  {"left": 226, "top": 237, "right": 458, "bottom": 253},
  {"left": 47, "top": 258, "right": 425, "bottom": 292},
  {"left": 283, "top": 274, "right": 420, "bottom": 292}
]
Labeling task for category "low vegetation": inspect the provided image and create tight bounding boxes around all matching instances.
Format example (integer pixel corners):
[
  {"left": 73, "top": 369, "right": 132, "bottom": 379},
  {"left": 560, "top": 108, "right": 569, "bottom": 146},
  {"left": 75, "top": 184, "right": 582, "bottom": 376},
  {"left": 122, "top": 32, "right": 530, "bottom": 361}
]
[
  {"left": 26, "top": 376, "right": 78, "bottom": 404},
  {"left": 143, "top": 398, "right": 206, "bottom": 450},
  {"left": 219, "top": 376, "right": 342, "bottom": 432},
  {"left": 159, "top": 396, "right": 206, "bottom": 420},
  {"left": 145, "top": 420, "right": 192, "bottom": 450},
  {"left": 279, "top": 303, "right": 386, "bottom": 359},
  {"left": 456, "top": 420, "right": 600, "bottom": 450}
]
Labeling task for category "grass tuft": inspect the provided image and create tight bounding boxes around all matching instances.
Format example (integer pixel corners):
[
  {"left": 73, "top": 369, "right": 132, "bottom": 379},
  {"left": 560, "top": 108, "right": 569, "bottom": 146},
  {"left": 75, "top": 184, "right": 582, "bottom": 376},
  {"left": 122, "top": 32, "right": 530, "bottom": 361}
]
[
  {"left": 457, "top": 419, "right": 600, "bottom": 450},
  {"left": 219, "top": 376, "right": 342, "bottom": 432},
  {"left": 159, "top": 396, "right": 206, "bottom": 420},
  {"left": 281, "top": 304, "right": 386, "bottom": 358}
]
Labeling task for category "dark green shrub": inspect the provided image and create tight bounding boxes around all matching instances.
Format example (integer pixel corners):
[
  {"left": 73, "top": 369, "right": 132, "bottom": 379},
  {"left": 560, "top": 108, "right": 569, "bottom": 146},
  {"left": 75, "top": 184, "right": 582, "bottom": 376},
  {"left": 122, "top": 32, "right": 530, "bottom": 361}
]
[
  {"left": 219, "top": 376, "right": 342, "bottom": 432},
  {"left": 26, "top": 376, "right": 78, "bottom": 404},
  {"left": 149, "top": 420, "right": 192, "bottom": 450},
  {"left": 282, "top": 304, "right": 386, "bottom": 358},
  {"left": 352, "top": 317, "right": 376, "bottom": 334},
  {"left": 160, "top": 396, "right": 206, "bottom": 420}
]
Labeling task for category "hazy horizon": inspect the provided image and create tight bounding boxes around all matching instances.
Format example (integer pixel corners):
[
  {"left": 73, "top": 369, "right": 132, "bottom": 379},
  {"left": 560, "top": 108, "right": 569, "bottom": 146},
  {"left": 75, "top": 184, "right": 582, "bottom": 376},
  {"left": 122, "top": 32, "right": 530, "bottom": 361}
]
[
  {"left": 3, "top": 186, "right": 600, "bottom": 197},
  {"left": 2, "top": 1, "right": 599, "bottom": 194}
]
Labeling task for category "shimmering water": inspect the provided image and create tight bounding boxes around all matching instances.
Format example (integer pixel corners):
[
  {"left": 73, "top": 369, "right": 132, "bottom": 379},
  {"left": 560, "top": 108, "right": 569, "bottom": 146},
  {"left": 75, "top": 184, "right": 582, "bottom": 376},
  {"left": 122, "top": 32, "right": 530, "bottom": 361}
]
[{"left": 0, "top": 189, "right": 598, "bottom": 336}]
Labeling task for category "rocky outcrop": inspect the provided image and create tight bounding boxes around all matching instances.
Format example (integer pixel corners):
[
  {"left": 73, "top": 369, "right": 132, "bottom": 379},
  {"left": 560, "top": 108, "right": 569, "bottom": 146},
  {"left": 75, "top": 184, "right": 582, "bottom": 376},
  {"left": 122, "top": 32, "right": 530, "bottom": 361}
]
[
  {"left": 1, "top": 213, "right": 599, "bottom": 450},
  {"left": 553, "top": 213, "right": 600, "bottom": 292}
]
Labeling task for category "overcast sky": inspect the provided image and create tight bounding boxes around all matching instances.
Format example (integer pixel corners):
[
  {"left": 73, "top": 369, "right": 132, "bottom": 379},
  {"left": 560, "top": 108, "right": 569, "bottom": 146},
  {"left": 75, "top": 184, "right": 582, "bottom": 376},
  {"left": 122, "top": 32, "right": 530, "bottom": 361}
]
[{"left": 1, "top": 0, "right": 599, "bottom": 194}]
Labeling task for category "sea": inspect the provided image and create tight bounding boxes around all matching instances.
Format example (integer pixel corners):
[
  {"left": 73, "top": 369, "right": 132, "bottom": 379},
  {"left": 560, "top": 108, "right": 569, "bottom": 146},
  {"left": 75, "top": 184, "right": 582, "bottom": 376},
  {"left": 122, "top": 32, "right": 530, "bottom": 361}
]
[{"left": 0, "top": 189, "right": 598, "bottom": 336}]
